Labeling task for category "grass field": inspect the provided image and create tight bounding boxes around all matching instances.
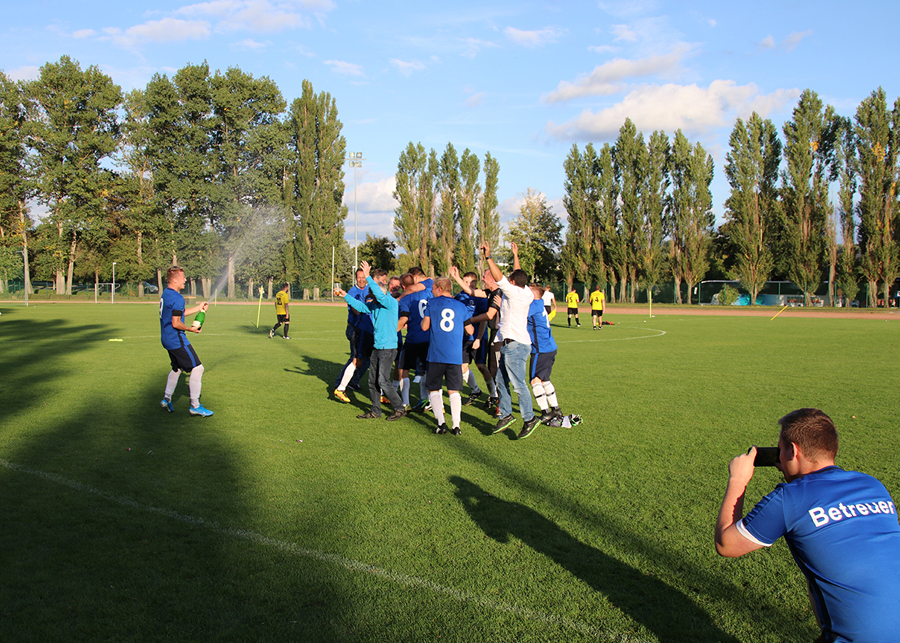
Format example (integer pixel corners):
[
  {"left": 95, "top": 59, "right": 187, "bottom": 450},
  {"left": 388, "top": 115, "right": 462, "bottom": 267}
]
[{"left": 1, "top": 301, "right": 898, "bottom": 642}]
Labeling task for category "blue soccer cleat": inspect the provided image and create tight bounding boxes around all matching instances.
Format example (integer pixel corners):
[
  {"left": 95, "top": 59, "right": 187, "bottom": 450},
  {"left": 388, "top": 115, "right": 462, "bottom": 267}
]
[
  {"left": 160, "top": 398, "right": 173, "bottom": 413},
  {"left": 189, "top": 404, "right": 214, "bottom": 417}
]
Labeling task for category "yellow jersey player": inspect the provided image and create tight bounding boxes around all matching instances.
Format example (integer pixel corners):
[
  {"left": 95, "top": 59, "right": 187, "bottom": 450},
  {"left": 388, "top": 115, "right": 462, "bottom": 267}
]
[
  {"left": 565, "top": 287, "right": 580, "bottom": 327},
  {"left": 270, "top": 283, "right": 291, "bottom": 339},
  {"left": 589, "top": 285, "right": 605, "bottom": 330}
]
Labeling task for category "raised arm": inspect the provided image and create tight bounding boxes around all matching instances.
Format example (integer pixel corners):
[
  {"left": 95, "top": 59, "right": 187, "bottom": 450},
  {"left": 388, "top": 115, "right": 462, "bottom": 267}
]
[
  {"left": 510, "top": 241, "right": 521, "bottom": 271},
  {"left": 480, "top": 242, "right": 503, "bottom": 283}
]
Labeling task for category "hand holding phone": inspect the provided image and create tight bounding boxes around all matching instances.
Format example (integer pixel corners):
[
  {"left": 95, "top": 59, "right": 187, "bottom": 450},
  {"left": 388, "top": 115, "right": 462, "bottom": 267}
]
[{"left": 753, "top": 447, "right": 780, "bottom": 467}]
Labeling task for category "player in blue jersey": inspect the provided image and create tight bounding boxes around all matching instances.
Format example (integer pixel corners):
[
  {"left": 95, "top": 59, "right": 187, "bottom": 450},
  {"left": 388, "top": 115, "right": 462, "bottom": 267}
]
[
  {"left": 397, "top": 268, "right": 432, "bottom": 410},
  {"left": 158, "top": 266, "right": 213, "bottom": 417},
  {"left": 716, "top": 408, "right": 900, "bottom": 643},
  {"left": 452, "top": 272, "right": 486, "bottom": 405},
  {"left": 450, "top": 266, "right": 499, "bottom": 409},
  {"left": 421, "top": 277, "right": 474, "bottom": 435},
  {"left": 526, "top": 284, "right": 564, "bottom": 425}
]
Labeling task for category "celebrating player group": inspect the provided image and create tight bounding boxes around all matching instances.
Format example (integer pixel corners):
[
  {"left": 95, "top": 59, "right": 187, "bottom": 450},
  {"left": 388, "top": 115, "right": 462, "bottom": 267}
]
[{"left": 331, "top": 243, "right": 581, "bottom": 439}]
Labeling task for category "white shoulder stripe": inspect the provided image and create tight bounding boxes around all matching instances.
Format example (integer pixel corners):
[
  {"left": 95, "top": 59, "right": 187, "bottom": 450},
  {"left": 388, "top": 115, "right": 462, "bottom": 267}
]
[{"left": 737, "top": 519, "right": 774, "bottom": 547}]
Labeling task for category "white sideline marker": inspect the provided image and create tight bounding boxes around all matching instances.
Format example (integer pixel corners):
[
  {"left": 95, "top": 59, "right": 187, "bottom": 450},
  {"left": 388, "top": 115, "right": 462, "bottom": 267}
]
[{"left": 0, "top": 458, "right": 649, "bottom": 643}]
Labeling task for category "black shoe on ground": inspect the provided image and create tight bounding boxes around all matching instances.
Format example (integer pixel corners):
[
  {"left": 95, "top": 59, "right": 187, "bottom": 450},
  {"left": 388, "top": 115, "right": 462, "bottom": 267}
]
[
  {"left": 450, "top": 427, "right": 462, "bottom": 436},
  {"left": 517, "top": 415, "right": 540, "bottom": 439},
  {"left": 493, "top": 414, "right": 515, "bottom": 434},
  {"left": 465, "top": 390, "right": 482, "bottom": 406},
  {"left": 540, "top": 409, "right": 556, "bottom": 425},
  {"left": 357, "top": 411, "right": 379, "bottom": 419},
  {"left": 434, "top": 423, "right": 448, "bottom": 434},
  {"left": 386, "top": 408, "right": 407, "bottom": 421}
]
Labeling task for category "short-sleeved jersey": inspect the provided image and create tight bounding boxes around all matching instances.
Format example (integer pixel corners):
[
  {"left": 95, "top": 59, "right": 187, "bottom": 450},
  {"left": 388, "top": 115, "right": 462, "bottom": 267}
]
[
  {"left": 454, "top": 292, "right": 478, "bottom": 341},
  {"left": 589, "top": 290, "right": 605, "bottom": 311},
  {"left": 160, "top": 288, "right": 189, "bottom": 350},
  {"left": 352, "top": 285, "right": 374, "bottom": 334},
  {"left": 345, "top": 284, "right": 364, "bottom": 326},
  {"left": 541, "top": 290, "right": 555, "bottom": 307},
  {"left": 424, "top": 296, "right": 471, "bottom": 364},
  {"left": 527, "top": 299, "right": 558, "bottom": 354},
  {"left": 565, "top": 291, "right": 579, "bottom": 307},
  {"left": 275, "top": 290, "right": 290, "bottom": 315},
  {"left": 739, "top": 467, "right": 900, "bottom": 642},
  {"left": 398, "top": 279, "right": 433, "bottom": 344}
]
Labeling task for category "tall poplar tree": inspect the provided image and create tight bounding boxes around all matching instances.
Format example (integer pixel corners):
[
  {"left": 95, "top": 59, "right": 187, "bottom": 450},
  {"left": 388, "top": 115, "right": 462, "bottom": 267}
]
[
  {"left": 834, "top": 117, "right": 860, "bottom": 305},
  {"left": 434, "top": 143, "right": 459, "bottom": 275},
  {"left": 639, "top": 130, "right": 669, "bottom": 305},
  {"left": 614, "top": 118, "right": 645, "bottom": 302},
  {"left": 285, "top": 80, "right": 346, "bottom": 287},
  {"left": 0, "top": 71, "right": 32, "bottom": 294},
  {"left": 393, "top": 142, "right": 438, "bottom": 272},
  {"left": 23, "top": 56, "right": 122, "bottom": 295},
  {"left": 723, "top": 113, "right": 782, "bottom": 305},
  {"left": 854, "top": 88, "right": 900, "bottom": 307},
  {"left": 561, "top": 143, "right": 601, "bottom": 290},
  {"left": 476, "top": 152, "right": 500, "bottom": 275},
  {"left": 781, "top": 89, "right": 839, "bottom": 305},
  {"left": 456, "top": 149, "right": 480, "bottom": 273},
  {"left": 669, "top": 130, "right": 714, "bottom": 304}
]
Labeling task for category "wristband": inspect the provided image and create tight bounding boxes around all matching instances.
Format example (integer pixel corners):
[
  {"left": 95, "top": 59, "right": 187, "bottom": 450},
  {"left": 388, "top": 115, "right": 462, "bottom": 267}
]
[{"left": 485, "top": 255, "right": 491, "bottom": 260}]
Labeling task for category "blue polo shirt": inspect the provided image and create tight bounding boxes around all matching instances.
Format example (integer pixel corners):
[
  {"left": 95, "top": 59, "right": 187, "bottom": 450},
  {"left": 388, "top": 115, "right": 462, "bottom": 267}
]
[{"left": 739, "top": 466, "right": 900, "bottom": 642}]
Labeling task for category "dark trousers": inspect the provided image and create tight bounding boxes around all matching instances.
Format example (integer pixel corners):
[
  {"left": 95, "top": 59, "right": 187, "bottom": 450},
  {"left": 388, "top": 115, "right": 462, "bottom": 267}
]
[{"left": 368, "top": 348, "right": 402, "bottom": 415}]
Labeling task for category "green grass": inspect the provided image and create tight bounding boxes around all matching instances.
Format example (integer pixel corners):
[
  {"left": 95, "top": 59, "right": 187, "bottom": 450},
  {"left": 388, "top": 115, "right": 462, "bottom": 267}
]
[{"left": 1, "top": 302, "right": 898, "bottom": 642}]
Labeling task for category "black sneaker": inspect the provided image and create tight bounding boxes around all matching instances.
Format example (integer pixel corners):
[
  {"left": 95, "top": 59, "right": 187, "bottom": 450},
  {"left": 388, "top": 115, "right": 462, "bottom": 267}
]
[
  {"left": 434, "top": 423, "right": 448, "bottom": 434},
  {"left": 357, "top": 411, "right": 379, "bottom": 419},
  {"left": 517, "top": 415, "right": 540, "bottom": 439},
  {"left": 493, "top": 414, "right": 515, "bottom": 434},
  {"left": 386, "top": 408, "right": 407, "bottom": 421},
  {"left": 465, "top": 390, "right": 483, "bottom": 406},
  {"left": 540, "top": 409, "right": 556, "bottom": 425},
  {"left": 484, "top": 396, "right": 497, "bottom": 410},
  {"left": 450, "top": 427, "right": 462, "bottom": 436}
]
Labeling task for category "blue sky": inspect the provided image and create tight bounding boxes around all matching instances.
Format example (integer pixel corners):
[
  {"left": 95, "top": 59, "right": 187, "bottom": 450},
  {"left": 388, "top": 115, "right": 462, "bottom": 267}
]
[{"left": 3, "top": 1, "right": 898, "bottom": 246}]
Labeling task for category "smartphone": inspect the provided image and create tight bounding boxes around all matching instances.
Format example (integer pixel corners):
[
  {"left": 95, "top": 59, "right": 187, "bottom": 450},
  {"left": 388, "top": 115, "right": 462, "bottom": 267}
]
[{"left": 753, "top": 447, "right": 780, "bottom": 467}]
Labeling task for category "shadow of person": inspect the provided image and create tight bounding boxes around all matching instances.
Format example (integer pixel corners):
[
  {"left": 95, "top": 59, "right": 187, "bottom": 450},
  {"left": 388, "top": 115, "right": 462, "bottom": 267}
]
[{"left": 450, "top": 476, "right": 738, "bottom": 643}]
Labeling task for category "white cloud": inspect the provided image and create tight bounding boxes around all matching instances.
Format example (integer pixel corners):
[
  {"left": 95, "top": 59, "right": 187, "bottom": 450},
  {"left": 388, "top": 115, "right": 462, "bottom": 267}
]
[
  {"left": 782, "top": 29, "right": 812, "bottom": 52},
  {"left": 465, "top": 92, "right": 486, "bottom": 108},
  {"left": 542, "top": 44, "right": 695, "bottom": 103},
  {"left": 545, "top": 80, "right": 800, "bottom": 141},
  {"left": 504, "top": 26, "right": 566, "bottom": 48},
  {"left": 611, "top": 24, "right": 638, "bottom": 42},
  {"left": 390, "top": 59, "right": 425, "bottom": 77},
  {"left": 72, "top": 29, "right": 96, "bottom": 39},
  {"left": 234, "top": 38, "right": 269, "bottom": 50},
  {"left": 599, "top": 0, "right": 659, "bottom": 19},
  {"left": 342, "top": 176, "right": 399, "bottom": 242},
  {"left": 103, "top": 18, "right": 211, "bottom": 48},
  {"left": 759, "top": 34, "right": 775, "bottom": 49},
  {"left": 707, "top": 19, "right": 717, "bottom": 28},
  {"left": 459, "top": 37, "right": 499, "bottom": 58},
  {"left": 6, "top": 66, "right": 40, "bottom": 82},
  {"left": 324, "top": 59, "right": 364, "bottom": 76},
  {"left": 589, "top": 44, "right": 617, "bottom": 54}
]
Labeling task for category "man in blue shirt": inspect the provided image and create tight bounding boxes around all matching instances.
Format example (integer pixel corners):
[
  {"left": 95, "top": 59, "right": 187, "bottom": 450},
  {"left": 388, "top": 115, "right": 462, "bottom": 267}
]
[
  {"left": 397, "top": 267, "right": 432, "bottom": 410},
  {"left": 526, "top": 284, "right": 563, "bottom": 425},
  {"left": 716, "top": 408, "right": 900, "bottom": 642},
  {"left": 335, "top": 261, "right": 405, "bottom": 422},
  {"left": 159, "top": 265, "right": 213, "bottom": 417},
  {"left": 421, "top": 277, "right": 474, "bottom": 435}
]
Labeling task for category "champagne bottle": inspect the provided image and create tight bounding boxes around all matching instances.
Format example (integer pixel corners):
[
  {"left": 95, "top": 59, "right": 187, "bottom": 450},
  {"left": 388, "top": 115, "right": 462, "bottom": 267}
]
[{"left": 192, "top": 310, "right": 206, "bottom": 329}]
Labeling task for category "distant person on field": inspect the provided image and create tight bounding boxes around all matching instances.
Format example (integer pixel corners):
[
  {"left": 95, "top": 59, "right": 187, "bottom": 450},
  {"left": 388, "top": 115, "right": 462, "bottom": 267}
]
[
  {"left": 270, "top": 282, "right": 290, "bottom": 339},
  {"left": 565, "top": 287, "right": 580, "bottom": 328},
  {"left": 541, "top": 284, "right": 557, "bottom": 319},
  {"left": 589, "top": 284, "right": 605, "bottom": 330},
  {"left": 159, "top": 265, "right": 213, "bottom": 417},
  {"left": 715, "top": 408, "right": 900, "bottom": 643}
]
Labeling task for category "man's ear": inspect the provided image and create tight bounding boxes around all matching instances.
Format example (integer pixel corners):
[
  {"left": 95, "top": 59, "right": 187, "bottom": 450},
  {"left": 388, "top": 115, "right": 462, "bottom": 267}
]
[{"left": 784, "top": 441, "right": 799, "bottom": 461}]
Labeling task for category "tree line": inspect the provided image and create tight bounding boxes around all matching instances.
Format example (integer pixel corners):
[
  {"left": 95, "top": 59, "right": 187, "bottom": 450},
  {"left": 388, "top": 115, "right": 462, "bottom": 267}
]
[
  {"left": 0, "top": 56, "right": 349, "bottom": 298},
  {"left": 557, "top": 88, "right": 900, "bottom": 307}
]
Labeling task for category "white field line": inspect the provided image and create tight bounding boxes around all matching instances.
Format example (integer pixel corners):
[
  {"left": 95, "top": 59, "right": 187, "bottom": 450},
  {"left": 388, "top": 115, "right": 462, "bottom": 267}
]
[
  {"left": 0, "top": 458, "right": 649, "bottom": 643},
  {"left": 555, "top": 327, "right": 666, "bottom": 344}
]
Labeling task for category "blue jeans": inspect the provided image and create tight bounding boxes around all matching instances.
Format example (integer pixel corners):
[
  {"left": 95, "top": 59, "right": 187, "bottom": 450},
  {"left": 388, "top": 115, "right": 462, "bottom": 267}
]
[
  {"left": 496, "top": 340, "right": 534, "bottom": 421},
  {"left": 368, "top": 348, "right": 402, "bottom": 415}
]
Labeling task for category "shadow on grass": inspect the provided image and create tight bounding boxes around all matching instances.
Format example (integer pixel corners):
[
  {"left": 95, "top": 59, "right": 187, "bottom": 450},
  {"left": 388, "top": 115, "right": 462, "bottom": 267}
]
[{"left": 451, "top": 476, "right": 739, "bottom": 643}]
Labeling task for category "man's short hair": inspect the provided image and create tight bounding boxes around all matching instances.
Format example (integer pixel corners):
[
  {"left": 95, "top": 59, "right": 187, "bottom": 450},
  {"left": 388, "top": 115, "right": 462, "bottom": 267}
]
[
  {"left": 166, "top": 266, "right": 184, "bottom": 281},
  {"left": 779, "top": 408, "right": 839, "bottom": 462},
  {"left": 400, "top": 273, "right": 415, "bottom": 288},
  {"left": 371, "top": 268, "right": 388, "bottom": 279},
  {"left": 282, "top": 282, "right": 290, "bottom": 290},
  {"left": 462, "top": 271, "right": 478, "bottom": 282},
  {"left": 529, "top": 284, "right": 543, "bottom": 298},
  {"left": 509, "top": 269, "right": 529, "bottom": 288},
  {"left": 434, "top": 277, "right": 452, "bottom": 294},
  {"left": 409, "top": 266, "right": 426, "bottom": 278},
  {"left": 356, "top": 268, "right": 364, "bottom": 275}
]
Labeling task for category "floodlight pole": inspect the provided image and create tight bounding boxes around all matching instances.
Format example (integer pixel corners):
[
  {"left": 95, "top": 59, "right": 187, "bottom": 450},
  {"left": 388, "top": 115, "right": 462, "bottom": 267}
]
[
  {"left": 19, "top": 250, "right": 28, "bottom": 307},
  {"left": 112, "top": 262, "right": 116, "bottom": 304},
  {"left": 345, "top": 152, "right": 365, "bottom": 268}
]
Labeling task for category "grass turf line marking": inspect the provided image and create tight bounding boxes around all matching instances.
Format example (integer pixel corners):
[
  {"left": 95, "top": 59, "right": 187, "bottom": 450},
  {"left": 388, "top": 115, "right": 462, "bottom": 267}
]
[
  {"left": 0, "top": 458, "right": 649, "bottom": 643},
  {"left": 556, "top": 327, "right": 666, "bottom": 344}
]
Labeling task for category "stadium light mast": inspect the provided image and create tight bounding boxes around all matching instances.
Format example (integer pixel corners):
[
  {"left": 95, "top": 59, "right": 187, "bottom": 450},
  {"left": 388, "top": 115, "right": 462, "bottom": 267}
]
[
  {"left": 112, "top": 262, "right": 116, "bottom": 304},
  {"left": 345, "top": 152, "right": 365, "bottom": 267},
  {"left": 19, "top": 250, "right": 28, "bottom": 307}
]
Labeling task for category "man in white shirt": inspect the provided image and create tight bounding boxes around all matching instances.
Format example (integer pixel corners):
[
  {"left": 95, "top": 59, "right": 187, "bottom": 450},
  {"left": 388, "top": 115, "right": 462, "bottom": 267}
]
[{"left": 480, "top": 242, "right": 540, "bottom": 439}]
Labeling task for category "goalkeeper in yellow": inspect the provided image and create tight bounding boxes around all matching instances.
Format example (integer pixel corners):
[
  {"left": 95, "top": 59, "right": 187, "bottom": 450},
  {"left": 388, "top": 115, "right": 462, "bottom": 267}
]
[
  {"left": 590, "top": 284, "right": 605, "bottom": 330},
  {"left": 270, "top": 283, "right": 291, "bottom": 339},
  {"left": 565, "top": 287, "right": 580, "bottom": 328}
]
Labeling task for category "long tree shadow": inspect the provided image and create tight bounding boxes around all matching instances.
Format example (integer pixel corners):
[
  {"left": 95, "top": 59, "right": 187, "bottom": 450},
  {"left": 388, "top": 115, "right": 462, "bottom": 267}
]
[{"left": 451, "top": 476, "right": 739, "bottom": 643}]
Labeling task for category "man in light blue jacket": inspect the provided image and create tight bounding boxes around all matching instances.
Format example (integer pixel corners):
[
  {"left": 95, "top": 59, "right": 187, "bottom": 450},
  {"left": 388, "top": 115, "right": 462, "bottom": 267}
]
[{"left": 335, "top": 261, "right": 406, "bottom": 421}]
